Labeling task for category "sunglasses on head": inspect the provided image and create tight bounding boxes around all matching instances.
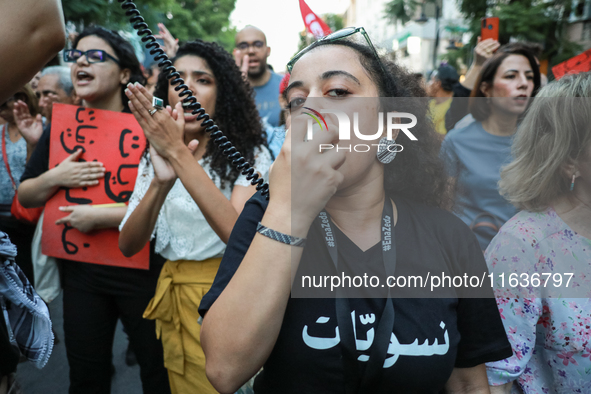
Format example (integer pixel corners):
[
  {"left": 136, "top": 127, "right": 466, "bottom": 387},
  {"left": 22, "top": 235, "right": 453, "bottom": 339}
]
[
  {"left": 286, "top": 27, "right": 385, "bottom": 74},
  {"left": 63, "top": 49, "right": 120, "bottom": 65}
]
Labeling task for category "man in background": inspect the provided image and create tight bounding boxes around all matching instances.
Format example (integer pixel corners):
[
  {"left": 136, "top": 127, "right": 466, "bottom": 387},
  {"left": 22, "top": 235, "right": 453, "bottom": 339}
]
[
  {"left": 234, "top": 26, "right": 283, "bottom": 127},
  {"left": 37, "top": 66, "right": 78, "bottom": 123}
]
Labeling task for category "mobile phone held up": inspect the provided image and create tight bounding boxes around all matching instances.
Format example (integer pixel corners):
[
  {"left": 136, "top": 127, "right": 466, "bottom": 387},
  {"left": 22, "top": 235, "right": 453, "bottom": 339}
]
[{"left": 481, "top": 17, "right": 499, "bottom": 42}]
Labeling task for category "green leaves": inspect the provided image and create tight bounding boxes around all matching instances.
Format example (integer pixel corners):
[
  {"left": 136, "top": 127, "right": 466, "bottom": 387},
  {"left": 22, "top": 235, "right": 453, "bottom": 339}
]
[
  {"left": 383, "top": 0, "right": 582, "bottom": 79},
  {"left": 163, "top": 0, "right": 237, "bottom": 50},
  {"left": 62, "top": 0, "right": 237, "bottom": 51},
  {"left": 384, "top": 0, "right": 423, "bottom": 25}
]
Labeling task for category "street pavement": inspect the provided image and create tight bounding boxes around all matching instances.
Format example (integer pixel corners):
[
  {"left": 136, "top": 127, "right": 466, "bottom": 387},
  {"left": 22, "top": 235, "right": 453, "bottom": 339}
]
[{"left": 16, "top": 292, "right": 143, "bottom": 394}]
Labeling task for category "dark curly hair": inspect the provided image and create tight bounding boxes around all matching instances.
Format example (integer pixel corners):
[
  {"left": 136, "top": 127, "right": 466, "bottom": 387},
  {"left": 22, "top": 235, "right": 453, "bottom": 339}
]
[
  {"left": 73, "top": 26, "right": 145, "bottom": 112},
  {"left": 154, "top": 40, "right": 266, "bottom": 188},
  {"left": 301, "top": 40, "right": 453, "bottom": 210}
]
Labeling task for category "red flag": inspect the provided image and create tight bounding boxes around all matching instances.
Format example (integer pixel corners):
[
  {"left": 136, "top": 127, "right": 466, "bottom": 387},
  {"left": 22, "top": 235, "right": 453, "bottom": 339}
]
[{"left": 299, "top": 0, "right": 332, "bottom": 39}]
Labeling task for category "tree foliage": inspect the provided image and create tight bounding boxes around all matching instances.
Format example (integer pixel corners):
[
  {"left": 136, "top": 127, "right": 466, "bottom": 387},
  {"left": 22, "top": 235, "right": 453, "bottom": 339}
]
[
  {"left": 460, "top": 0, "right": 579, "bottom": 61},
  {"left": 384, "top": 0, "right": 582, "bottom": 78},
  {"left": 61, "top": 0, "right": 237, "bottom": 51},
  {"left": 384, "top": 0, "right": 423, "bottom": 25},
  {"left": 162, "top": 0, "right": 237, "bottom": 50}
]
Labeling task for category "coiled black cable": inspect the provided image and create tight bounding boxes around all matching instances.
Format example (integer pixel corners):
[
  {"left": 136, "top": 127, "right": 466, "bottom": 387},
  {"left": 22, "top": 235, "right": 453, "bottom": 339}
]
[{"left": 118, "top": 0, "right": 270, "bottom": 199}]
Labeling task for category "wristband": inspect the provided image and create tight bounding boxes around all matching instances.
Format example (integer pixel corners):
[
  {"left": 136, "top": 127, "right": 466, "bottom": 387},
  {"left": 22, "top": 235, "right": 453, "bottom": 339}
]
[{"left": 256, "top": 222, "right": 306, "bottom": 247}]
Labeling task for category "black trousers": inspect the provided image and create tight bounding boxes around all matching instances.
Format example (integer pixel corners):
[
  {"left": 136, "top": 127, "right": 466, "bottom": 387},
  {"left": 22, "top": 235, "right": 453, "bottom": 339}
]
[
  {"left": 0, "top": 312, "right": 19, "bottom": 377},
  {"left": 62, "top": 286, "right": 171, "bottom": 394},
  {"left": 0, "top": 216, "right": 36, "bottom": 287}
]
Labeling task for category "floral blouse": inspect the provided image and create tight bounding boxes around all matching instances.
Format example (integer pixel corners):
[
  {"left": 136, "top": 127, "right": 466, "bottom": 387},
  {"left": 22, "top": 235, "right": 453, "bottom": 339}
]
[{"left": 485, "top": 208, "right": 591, "bottom": 393}]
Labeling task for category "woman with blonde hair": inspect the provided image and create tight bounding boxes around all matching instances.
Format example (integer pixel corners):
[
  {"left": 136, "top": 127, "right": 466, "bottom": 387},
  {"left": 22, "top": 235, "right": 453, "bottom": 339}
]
[{"left": 486, "top": 72, "right": 591, "bottom": 393}]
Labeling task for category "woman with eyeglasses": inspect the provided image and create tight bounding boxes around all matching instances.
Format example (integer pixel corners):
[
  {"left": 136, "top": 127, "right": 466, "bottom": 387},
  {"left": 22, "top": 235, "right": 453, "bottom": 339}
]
[
  {"left": 194, "top": 28, "right": 511, "bottom": 393},
  {"left": 18, "top": 27, "right": 170, "bottom": 394},
  {"left": 0, "top": 85, "right": 40, "bottom": 287}
]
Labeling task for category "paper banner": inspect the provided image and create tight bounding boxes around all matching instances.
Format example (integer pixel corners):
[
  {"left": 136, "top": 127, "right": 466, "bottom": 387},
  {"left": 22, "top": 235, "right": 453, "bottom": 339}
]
[
  {"left": 42, "top": 104, "right": 150, "bottom": 269},
  {"left": 552, "top": 48, "right": 591, "bottom": 80}
]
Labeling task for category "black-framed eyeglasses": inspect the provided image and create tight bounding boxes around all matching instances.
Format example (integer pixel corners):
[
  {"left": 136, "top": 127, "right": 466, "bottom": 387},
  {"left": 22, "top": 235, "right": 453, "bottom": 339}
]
[
  {"left": 63, "top": 49, "right": 120, "bottom": 65},
  {"left": 287, "top": 27, "right": 385, "bottom": 74},
  {"left": 236, "top": 41, "right": 265, "bottom": 51}
]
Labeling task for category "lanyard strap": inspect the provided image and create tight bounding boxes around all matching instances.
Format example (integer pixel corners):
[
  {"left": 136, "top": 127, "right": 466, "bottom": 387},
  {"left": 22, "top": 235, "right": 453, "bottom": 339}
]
[
  {"left": 1, "top": 125, "right": 16, "bottom": 191},
  {"left": 317, "top": 197, "right": 396, "bottom": 393}
]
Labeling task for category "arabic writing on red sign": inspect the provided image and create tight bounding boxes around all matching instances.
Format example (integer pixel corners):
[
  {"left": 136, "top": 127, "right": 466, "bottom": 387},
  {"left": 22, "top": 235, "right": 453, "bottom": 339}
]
[{"left": 43, "top": 104, "right": 149, "bottom": 269}]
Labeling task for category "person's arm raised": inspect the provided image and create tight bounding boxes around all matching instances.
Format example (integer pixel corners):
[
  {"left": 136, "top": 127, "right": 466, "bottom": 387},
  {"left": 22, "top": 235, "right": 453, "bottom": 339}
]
[
  {"left": 18, "top": 149, "right": 105, "bottom": 208},
  {"left": 0, "top": 0, "right": 66, "bottom": 103},
  {"left": 119, "top": 145, "right": 179, "bottom": 257},
  {"left": 154, "top": 23, "right": 179, "bottom": 59},
  {"left": 13, "top": 101, "right": 43, "bottom": 161},
  {"left": 200, "top": 117, "right": 346, "bottom": 393},
  {"left": 461, "top": 38, "right": 500, "bottom": 91},
  {"left": 125, "top": 83, "right": 255, "bottom": 243}
]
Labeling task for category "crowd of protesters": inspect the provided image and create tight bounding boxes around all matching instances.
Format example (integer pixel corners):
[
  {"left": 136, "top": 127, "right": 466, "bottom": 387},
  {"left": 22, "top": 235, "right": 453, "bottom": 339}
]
[{"left": 1, "top": 1, "right": 590, "bottom": 393}]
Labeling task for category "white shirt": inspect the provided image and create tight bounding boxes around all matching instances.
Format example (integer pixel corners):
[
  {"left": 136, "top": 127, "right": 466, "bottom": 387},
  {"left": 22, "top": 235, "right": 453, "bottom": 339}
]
[{"left": 120, "top": 146, "right": 272, "bottom": 261}]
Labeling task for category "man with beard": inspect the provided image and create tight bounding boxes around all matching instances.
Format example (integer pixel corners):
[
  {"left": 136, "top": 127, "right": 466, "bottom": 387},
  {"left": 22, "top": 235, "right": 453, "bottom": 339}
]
[{"left": 234, "top": 26, "right": 283, "bottom": 127}]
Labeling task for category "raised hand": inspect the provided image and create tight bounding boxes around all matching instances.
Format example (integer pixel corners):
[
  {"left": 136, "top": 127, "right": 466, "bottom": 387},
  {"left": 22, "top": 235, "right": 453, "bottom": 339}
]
[
  {"left": 150, "top": 143, "right": 177, "bottom": 184},
  {"left": 125, "top": 82, "right": 186, "bottom": 161},
  {"left": 474, "top": 37, "right": 501, "bottom": 67},
  {"left": 269, "top": 112, "right": 345, "bottom": 233},
  {"left": 13, "top": 100, "right": 43, "bottom": 146},
  {"left": 233, "top": 49, "right": 249, "bottom": 81},
  {"left": 155, "top": 23, "right": 179, "bottom": 59},
  {"left": 52, "top": 149, "right": 105, "bottom": 188}
]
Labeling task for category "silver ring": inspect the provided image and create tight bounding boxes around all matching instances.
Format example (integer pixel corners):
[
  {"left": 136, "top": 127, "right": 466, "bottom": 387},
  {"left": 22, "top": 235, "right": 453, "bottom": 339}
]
[
  {"left": 149, "top": 108, "right": 158, "bottom": 116},
  {"left": 152, "top": 96, "right": 164, "bottom": 110}
]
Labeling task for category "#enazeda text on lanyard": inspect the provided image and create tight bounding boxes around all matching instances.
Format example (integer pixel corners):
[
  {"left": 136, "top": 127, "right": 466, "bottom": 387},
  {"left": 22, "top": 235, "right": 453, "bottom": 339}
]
[{"left": 316, "top": 196, "right": 396, "bottom": 394}]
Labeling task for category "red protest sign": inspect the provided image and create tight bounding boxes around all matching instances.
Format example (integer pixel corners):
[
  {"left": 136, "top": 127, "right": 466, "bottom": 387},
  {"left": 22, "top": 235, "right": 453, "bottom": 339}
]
[
  {"left": 552, "top": 48, "right": 591, "bottom": 80},
  {"left": 299, "top": 0, "right": 332, "bottom": 39},
  {"left": 42, "top": 104, "right": 150, "bottom": 269}
]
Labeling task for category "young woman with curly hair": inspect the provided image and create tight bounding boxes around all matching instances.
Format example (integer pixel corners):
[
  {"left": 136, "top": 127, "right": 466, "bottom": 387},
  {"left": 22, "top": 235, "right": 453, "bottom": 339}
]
[
  {"left": 197, "top": 31, "right": 512, "bottom": 393},
  {"left": 119, "top": 40, "right": 271, "bottom": 393}
]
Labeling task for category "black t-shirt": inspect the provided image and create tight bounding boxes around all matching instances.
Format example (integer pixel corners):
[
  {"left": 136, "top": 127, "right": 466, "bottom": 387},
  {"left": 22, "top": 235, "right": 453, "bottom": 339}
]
[
  {"left": 199, "top": 191, "right": 512, "bottom": 393},
  {"left": 21, "top": 120, "right": 164, "bottom": 297}
]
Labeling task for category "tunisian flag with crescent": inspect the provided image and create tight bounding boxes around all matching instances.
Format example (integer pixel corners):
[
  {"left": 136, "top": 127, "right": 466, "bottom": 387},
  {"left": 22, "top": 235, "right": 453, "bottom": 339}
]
[{"left": 299, "top": 0, "right": 332, "bottom": 39}]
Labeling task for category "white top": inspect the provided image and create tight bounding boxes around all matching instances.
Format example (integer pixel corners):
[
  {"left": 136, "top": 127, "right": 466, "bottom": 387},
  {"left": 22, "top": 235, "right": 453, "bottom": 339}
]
[{"left": 120, "top": 146, "right": 272, "bottom": 261}]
